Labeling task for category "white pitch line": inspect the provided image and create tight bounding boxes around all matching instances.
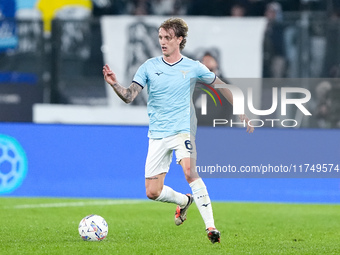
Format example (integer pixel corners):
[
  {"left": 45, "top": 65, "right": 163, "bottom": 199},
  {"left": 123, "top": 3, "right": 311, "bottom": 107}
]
[{"left": 5, "top": 200, "right": 147, "bottom": 209}]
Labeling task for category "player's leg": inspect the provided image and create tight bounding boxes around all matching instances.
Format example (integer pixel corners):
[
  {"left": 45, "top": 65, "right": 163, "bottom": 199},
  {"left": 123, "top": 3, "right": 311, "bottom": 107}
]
[
  {"left": 175, "top": 133, "right": 220, "bottom": 243},
  {"left": 180, "top": 157, "right": 220, "bottom": 243},
  {"left": 145, "top": 172, "right": 166, "bottom": 200},
  {"left": 145, "top": 138, "right": 188, "bottom": 207},
  {"left": 180, "top": 157, "right": 215, "bottom": 228},
  {"left": 145, "top": 172, "right": 188, "bottom": 207}
]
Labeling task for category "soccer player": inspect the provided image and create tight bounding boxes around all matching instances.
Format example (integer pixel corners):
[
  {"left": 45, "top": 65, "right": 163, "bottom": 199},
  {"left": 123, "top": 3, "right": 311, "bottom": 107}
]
[{"left": 103, "top": 17, "right": 254, "bottom": 244}]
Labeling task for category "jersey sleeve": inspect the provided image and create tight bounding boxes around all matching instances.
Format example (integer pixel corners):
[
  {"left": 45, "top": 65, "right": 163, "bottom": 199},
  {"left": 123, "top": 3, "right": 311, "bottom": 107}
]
[
  {"left": 132, "top": 62, "right": 147, "bottom": 88},
  {"left": 196, "top": 61, "right": 216, "bottom": 85}
]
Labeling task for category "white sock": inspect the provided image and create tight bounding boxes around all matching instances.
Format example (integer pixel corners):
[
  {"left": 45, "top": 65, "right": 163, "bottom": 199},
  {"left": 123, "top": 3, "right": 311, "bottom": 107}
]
[
  {"left": 190, "top": 178, "right": 215, "bottom": 229},
  {"left": 155, "top": 185, "right": 188, "bottom": 207}
]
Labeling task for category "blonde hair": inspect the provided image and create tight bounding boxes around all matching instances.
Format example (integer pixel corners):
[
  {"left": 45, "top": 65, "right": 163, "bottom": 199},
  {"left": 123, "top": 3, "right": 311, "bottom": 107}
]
[{"left": 159, "top": 18, "right": 188, "bottom": 50}]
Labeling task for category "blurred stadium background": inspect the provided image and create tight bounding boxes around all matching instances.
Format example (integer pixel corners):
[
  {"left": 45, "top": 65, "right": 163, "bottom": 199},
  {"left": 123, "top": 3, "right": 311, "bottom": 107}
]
[{"left": 0, "top": 0, "right": 340, "bottom": 203}]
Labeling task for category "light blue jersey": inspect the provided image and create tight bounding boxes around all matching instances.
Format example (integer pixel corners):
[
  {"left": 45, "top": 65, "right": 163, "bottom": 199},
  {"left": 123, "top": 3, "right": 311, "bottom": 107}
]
[{"left": 133, "top": 55, "right": 216, "bottom": 139}]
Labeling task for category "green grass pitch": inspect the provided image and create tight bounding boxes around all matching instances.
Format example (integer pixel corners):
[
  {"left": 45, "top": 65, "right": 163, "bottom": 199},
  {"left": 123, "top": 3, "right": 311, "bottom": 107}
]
[{"left": 1, "top": 197, "right": 340, "bottom": 254}]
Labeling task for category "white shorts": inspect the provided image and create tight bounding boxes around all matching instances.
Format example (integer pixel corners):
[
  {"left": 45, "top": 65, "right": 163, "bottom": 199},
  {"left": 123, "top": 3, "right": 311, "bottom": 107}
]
[{"left": 145, "top": 133, "right": 197, "bottom": 178}]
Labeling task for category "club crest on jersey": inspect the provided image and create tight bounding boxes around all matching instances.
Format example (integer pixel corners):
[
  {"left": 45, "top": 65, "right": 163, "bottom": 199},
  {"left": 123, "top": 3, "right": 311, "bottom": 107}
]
[{"left": 180, "top": 70, "right": 190, "bottom": 78}]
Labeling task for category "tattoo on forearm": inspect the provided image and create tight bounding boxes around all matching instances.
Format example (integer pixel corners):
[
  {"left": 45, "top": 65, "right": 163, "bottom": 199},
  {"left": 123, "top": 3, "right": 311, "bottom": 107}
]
[{"left": 111, "top": 83, "right": 141, "bottom": 104}]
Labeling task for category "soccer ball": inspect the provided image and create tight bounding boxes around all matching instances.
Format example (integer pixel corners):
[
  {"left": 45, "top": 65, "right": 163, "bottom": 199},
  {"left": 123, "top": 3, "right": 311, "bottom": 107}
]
[{"left": 78, "top": 214, "right": 108, "bottom": 241}]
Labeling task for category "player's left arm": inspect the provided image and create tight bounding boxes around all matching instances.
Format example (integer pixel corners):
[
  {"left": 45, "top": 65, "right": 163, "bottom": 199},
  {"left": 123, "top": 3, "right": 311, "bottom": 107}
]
[{"left": 212, "top": 77, "right": 254, "bottom": 133}]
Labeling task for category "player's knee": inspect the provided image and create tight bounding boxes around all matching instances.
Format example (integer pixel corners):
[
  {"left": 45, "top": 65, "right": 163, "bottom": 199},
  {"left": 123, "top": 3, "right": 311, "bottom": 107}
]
[
  {"left": 183, "top": 167, "right": 194, "bottom": 180},
  {"left": 146, "top": 189, "right": 161, "bottom": 200},
  {"left": 182, "top": 165, "right": 191, "bottom": 177}
]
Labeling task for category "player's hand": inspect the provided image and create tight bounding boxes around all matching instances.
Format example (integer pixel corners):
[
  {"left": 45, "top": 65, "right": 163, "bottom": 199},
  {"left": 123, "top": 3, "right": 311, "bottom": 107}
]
[
  {"left": 239, "top": 114, "right": 254, "bottom": 133},
  {"left": 102, "top": 64, "right": 118, "bottom": 86}
]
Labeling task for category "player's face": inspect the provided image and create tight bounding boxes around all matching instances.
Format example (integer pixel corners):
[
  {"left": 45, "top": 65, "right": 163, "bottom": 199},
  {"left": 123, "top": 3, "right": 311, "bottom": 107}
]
[{"left": 158, "top": 28, "right": 182, "bottom": 57}]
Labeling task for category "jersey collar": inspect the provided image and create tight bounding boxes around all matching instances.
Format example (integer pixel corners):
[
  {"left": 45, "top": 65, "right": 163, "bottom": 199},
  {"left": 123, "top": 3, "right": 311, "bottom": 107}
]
[{"left": 162, "top": 56, "right": 183, "bottom": 66}]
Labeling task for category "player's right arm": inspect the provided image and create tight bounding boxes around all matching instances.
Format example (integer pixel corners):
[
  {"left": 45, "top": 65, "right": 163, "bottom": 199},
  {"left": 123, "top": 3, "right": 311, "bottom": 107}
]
[{"left": 103, "top": 64, "right": 142, "bottom": 104}]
